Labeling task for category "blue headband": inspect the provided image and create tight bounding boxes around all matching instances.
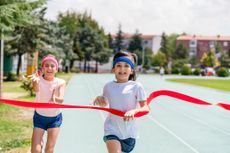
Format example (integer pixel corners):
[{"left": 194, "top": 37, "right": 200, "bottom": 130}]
[{"left": 113, "top": 56, "right": 135, "bottom": 69}]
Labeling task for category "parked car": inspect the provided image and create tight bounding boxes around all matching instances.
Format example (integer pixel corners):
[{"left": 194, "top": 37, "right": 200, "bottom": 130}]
[{"left": 205, "top": 67, "right": 215, "bottom": 76}]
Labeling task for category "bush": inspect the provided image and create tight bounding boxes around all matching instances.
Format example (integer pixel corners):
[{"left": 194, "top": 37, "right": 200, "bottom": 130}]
[
  {"left": 181, "top": 66, "right": 192, "bottom": 75},
  {"left": 193, "top": 68, "right": 201, "bottom": 76},
  {"left": 171, "top": 67, "right": 180, "bottom": 74},
  {"left": 4, "top": 72, "right": 17, "bottom": 81},
  {"left": 71, "top": 67, "right": 81, "bottom": 73},
  {"left": 217, "top": 67, "right": 229, "bottom": 77},
  {"left": 20, "top": 79, "right": 35, "bottom": 96}
]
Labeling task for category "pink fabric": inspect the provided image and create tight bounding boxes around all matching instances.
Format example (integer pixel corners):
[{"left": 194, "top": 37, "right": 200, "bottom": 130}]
[{"left": 41, "top": 55, "right": 58, "bottom": 70}]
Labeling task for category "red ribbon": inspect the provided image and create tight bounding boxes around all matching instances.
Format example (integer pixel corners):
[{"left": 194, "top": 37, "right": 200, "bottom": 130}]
[{"left": 1, "top": 90, "right": 230, "bottom": 117}]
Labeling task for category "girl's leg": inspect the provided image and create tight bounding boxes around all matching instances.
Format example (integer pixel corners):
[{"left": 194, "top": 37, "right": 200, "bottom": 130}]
[
  {"left": 106, "top": 140, "right": 122, "bottom": 153},
  {"left": 45, "top": 127, "right": 60, "bottom": 153},
  {"left": 31, "top": 128, "right": 45, "bottom": 153}
]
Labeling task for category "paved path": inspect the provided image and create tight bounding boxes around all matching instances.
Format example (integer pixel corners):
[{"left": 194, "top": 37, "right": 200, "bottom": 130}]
[{"left": 54, "top": 74, "right": 230, "bottom": 153}]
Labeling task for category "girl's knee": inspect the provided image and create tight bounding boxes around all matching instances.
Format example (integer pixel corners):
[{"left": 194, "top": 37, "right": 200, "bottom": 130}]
[
  {"left": 45, "top": 144, "right": 55, "bottom": 153},
  {"left": 45, "top": 147, "right": 54, "bottom": 153},
  {"left": 31, "top": 146, "right": 42, "bottom": 153}
]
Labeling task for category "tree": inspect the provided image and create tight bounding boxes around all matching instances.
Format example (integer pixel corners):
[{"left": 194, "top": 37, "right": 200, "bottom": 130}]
[
  {"left": 0, "top": 0, "right": 45, "bottom": 97},
  {"left": 128, "top": 30, "right": 143, "bottom": 52},
  {"left": 0, "top": 0, "right": 46, "bottom": 37},
  {"left": 151, "top": 51, "right": 167, "bottom": 67},
  {"left": 141, "top": 47, "right": 153, "bottom": 69},
  {"left": 160, "top": 32, "right": 169, "bottom": 58},
  {"left": 58, "top": 11, "right": 80, "bottom": 40},
  {"left": 93, "top": 30, "right": 112, "bottom": 73},
  {"left": 159, "top": 32, "right": 172, "bottom": 73},
  {"left": 7, "top": 7, "right": 48, "bottom": 76},
  {"left": 200, "top": 49, "right": 219, "bottom": 67},
  {"left": 114, "top": 24, "right": 124, "bottom": 52},
  {"left": 174, "top": 43, "right": 188, "bottom": 59},
  {"left": 58, "top": 11, "right": 81, "bottom": 70},
  {"left": 215, "top": 42, "right": 223, "bottom": 53},
  {"left": 58, "top": 10, "right": 111, "bottom": 72},
  {"left": 75, "top": 12, "right": 111, "bottom": 72},
  {"left": 107, "top": 33, "right": 114, "bottom": 50}
]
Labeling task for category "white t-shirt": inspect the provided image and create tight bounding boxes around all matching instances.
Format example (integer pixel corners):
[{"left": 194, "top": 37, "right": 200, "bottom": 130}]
[
  {"left": 35, "top": 76, "right": 65, "bottom": 117},
  {"left": 103, "top": 80, "right": 147, "bottom": 139}
]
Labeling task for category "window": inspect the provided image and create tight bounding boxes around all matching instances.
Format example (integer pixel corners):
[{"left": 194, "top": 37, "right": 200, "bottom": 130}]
[
  {"left": 190, "top": 40, "right": 197, "bottom": 47},
  {"left": 224, "top": 41, "right": 228, "bottom": 47},
  {"left": 209, "top": 41, "right": 215, "bottom": 48}
]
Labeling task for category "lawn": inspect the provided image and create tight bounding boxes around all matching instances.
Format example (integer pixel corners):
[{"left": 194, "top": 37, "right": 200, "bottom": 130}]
[
  {"left": 167, "top": 78, "right": 230, "bottom": 92},
  {"left": 0, "top": 72, "right": 75, "bottom": 153}
]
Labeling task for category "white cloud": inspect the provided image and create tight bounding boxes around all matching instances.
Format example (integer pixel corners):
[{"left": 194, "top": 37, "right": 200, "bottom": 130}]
[{"left": 45, "top": 0, "right": 230, "bottom": 35}]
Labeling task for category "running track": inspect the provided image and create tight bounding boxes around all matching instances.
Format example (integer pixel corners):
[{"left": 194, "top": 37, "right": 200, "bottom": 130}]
[{"left": 54, "top": 74, "right": 230, "bottom": 153}]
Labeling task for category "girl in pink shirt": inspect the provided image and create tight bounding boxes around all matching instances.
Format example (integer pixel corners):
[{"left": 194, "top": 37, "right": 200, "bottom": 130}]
[{"left": 29, "top": 54, "right": 66, "bottom": 153}]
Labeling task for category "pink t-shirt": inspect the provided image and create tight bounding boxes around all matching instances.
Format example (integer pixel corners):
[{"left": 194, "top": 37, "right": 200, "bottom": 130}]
[{"left": 35, "top": 76, "right": 65, "bottom": 117}]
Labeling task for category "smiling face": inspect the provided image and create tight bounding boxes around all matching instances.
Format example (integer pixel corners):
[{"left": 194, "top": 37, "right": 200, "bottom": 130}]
[
  {"left": 113, "top": 61, "right": 133, "bottom": 83},
  {"left": 42, "top": 60, "right": 57, "bottom": 81}
]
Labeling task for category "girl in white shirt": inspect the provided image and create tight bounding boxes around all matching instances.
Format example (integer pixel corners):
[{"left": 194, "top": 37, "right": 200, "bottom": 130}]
[
  {"left": 94, "top": 51, "right": 150, "bottom": 153},
  {"left": 29, "top": 54, "right": 66, "bottom": 153}
]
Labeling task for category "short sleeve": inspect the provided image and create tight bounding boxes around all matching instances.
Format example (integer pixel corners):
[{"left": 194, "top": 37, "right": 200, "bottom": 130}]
[
  {"left": 136, "top": 82, "right": 147, "bottom": 101},
  {"left": 57, "top": 78, "right": 66, "bottom": 86},
  {"left": 103, "top": 83, "right": 109, "bottom": 97}
]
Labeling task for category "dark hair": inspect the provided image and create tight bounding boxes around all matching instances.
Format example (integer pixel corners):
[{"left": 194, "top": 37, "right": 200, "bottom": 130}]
[{"left": 113, "top": 51, "right": 137, "bottom": 81}]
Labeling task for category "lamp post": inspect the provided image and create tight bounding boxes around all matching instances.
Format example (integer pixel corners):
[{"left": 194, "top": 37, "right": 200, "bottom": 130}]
[
  {"left": 142, "top": 40, "right": 147, "bottom": 72},
  {"left": 0, "top": 30, "right": 4, "bottom": 98},
  {"left": 142, "top": 46, "right": 145, "bottom": 67}
]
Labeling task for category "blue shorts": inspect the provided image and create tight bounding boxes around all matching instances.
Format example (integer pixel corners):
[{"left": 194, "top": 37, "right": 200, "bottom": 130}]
[
  {"left": 33, "top": 111, "right": 62, "bottom": 131},
  {"left": 103, "top": 135, "right": 136, "bottom": 153}
]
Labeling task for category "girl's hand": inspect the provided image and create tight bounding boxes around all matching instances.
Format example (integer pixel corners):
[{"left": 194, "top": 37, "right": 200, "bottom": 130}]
[
  {"left": 123, "top": 109, "right": 137, "bottom": 121},
  {"left": 93, "top": 96, "right": 108, "bottom": 107},
  {"left": 28, "top": 72, "right": 40, "bottom": 84},
  {"left": 28, "top": 71, "right": 40, "bottom": 92}
]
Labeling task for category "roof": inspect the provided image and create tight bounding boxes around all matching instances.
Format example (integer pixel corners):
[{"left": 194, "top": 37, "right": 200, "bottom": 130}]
[
  {"left": 112, "top": 33, "right": 156, "bottom": 40},
  {"left": 177, "top": 35, "right": 230, "bottom": 41}
]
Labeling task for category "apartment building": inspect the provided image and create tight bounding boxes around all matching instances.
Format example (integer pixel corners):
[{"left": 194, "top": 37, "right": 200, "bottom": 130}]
[{"left": 177, "top": 35, "right": 230, "bottom": 60}]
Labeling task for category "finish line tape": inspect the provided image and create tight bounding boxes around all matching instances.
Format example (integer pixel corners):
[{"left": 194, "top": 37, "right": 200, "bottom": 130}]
[{"left": 0, "top": 90, "right": 229, "bottom": 117}]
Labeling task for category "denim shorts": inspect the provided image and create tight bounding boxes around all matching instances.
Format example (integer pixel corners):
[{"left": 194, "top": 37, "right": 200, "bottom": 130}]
[
  {"left": 103, "top": 135, "right": 136, "bottom": 153},
  {"left": 33, "top": 111, "right": 62, "bottom": 131}
]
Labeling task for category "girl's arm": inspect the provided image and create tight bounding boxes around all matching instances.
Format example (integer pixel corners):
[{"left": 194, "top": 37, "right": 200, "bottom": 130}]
[
  {"left": 52, "top": 82, "right": 66, "bottom": 104},
  {"left": 123, "top": 100, "right": 150, "bottom": 121},
  {"left": 28, "top": 73, "right": 40, "bottom": 92}
]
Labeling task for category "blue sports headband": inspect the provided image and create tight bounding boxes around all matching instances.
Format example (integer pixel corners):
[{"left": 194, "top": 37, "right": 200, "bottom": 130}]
[{"left": 113, "top": 56, "right": 135, "bottom": 69}]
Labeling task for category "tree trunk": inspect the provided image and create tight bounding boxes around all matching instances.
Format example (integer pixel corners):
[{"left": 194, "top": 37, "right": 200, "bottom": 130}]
[
  {"left": 95, "top": 60, "right": 98, "bottom": 73},
  {"left": 70, "top": 59, "right": 74, "bottom": 70},
  {"left": 87, "top": 61, "right": 90, "bottom": 73},
  {"left": 16, "top": 53, "right": 22, "bottom": 76},
  {"left": 78, "top": 61, "right": 82, "bottom": 71},
  {"left": 84, "top": 59, "right": 87, "bottom": 72}
]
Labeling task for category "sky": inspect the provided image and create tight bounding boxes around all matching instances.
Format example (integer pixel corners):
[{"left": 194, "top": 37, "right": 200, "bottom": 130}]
[{"left": 45, "top": 0, "right": 230, "bottom": 36}]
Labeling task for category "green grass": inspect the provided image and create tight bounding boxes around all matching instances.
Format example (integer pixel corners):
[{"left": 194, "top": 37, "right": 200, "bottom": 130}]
[
  {"left": 0, "top": 104, "right": 32, "bottom": 152},
  {"left": 0, "top": 72, "right": 75, "bottom": 153},
  {"left": 56, "top": 72, "right": 75, "bottom": 82},
  {"left": 167, "top": 78, "right": 230, "bottom": 92},
  {"left": 2, "top": 81, "right": 25, "bottom": 93}
]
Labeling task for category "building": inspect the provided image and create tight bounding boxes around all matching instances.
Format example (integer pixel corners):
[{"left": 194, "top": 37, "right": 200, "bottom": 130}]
[
  {"left": 4, "top": 54, "right": 27, "bottom": 75},
  {"left": 112, "top": 33, "right": 161, "bottom": 54},
  {"left": 177, "top": 35, "right": 230, "bottom": 60}
]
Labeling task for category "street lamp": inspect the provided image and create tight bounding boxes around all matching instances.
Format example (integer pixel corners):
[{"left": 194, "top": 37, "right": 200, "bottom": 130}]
[
  {"left": 142, "top": 46, "right": 145, "bottom": 67},
  {"left": 142, "top": 40, "right": 147, "bottom": 71},
  {"left": 0, "top": 30, "right": 4, "bottom": 98}
]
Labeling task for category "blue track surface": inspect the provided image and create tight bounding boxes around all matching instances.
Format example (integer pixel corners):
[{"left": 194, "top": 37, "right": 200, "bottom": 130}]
[{"left": 54, "top": 74, "right": 230, "bottom": 153}]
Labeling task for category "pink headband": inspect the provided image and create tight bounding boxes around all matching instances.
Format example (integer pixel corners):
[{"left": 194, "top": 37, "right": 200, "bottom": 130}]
[{"left": 41, "top": 55, "right": 58, "bottom": 70}]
